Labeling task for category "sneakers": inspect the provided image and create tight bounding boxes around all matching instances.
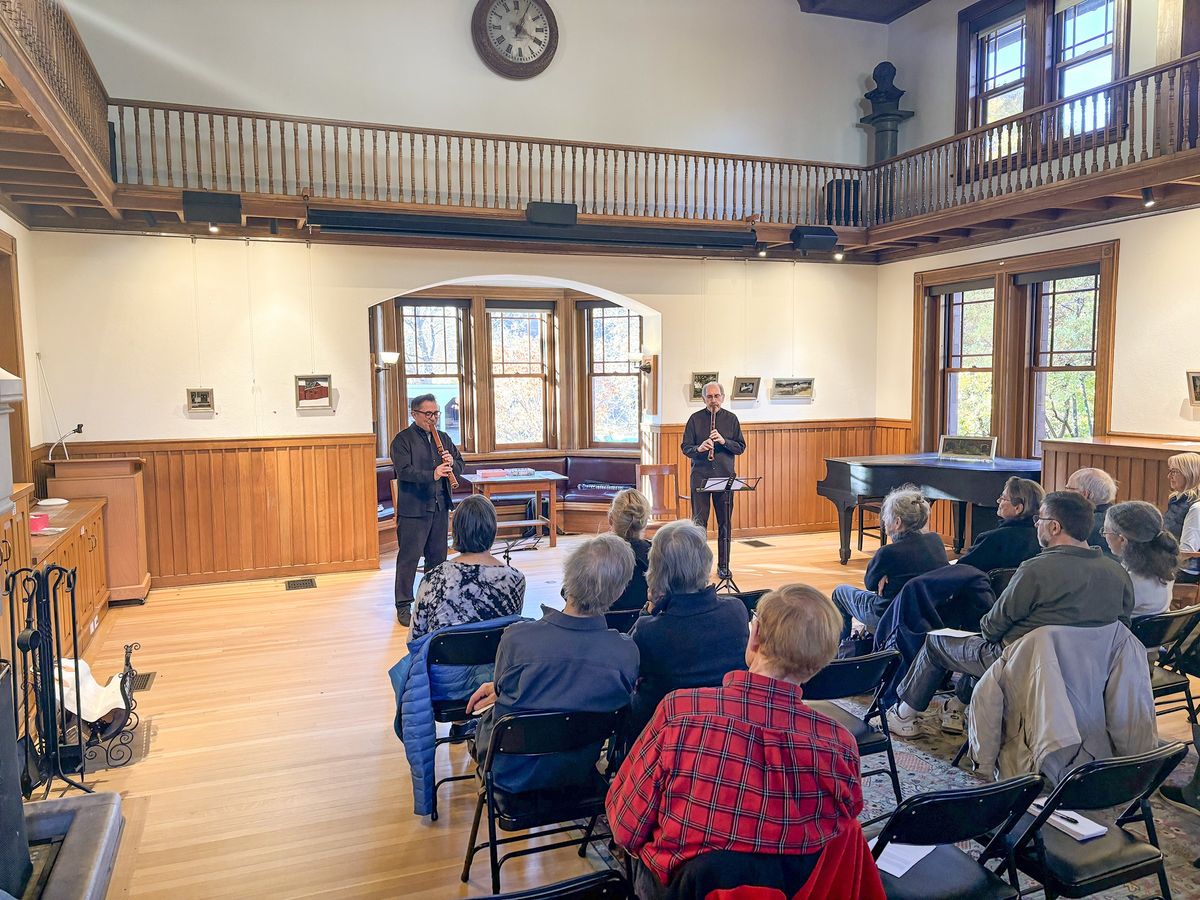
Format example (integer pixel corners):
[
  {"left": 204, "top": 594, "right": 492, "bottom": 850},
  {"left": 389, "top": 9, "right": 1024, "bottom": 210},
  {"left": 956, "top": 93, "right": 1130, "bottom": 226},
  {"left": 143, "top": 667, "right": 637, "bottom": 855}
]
[
  {"left": 395, "top": 602, "right": 412, "bottom": 627},
  {"left": 939, "top": 697, "right": 966, "bottom": 735},
  {"left": 886, "top": 707, "right": 937, "bottom": 738},
  {"left": 1159, "top": 783, "right": 1200, "bottom": 816}
]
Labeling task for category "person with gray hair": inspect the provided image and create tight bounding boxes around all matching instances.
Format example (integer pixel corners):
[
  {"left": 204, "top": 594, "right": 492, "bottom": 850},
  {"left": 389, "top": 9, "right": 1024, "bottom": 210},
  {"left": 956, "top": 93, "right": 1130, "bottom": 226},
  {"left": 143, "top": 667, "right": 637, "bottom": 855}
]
[
  {"left": 681, "top": 380, "right": 745, "bottom": 579},
  {"left": 1067, "top": 467, "right": 1118, "bottom": 556},
  {"left": 409, "top": 495, "right": 526, "bottom": 640},
  {"left": 627, "top": 520, "right": 750, "bottom": 732},
  {"left": 830, "top": 484, "right": 948, "bottom": 641},
  {"left": 464, "top": 533, "right": 639, "bottom": 792},
  {"left": 1102, "top": 500, "right": 1178, "bottom": 616}
]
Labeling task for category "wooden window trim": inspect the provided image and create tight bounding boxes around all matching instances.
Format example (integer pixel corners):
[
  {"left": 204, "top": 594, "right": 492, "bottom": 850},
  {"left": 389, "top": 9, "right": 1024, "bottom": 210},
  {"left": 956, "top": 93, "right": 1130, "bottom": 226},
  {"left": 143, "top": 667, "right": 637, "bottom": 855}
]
[
  {"left": 393, "top": 299, "right": 474, "bottom": 453},
  {"left": 580, "top": 305, "right": 644, "bottom": 451},
  {"left": 485, "top": 305, "right": 556, "bottom": 451},
  {"left": 912, "top": 240, "right": 1118, "bottom": 458}
]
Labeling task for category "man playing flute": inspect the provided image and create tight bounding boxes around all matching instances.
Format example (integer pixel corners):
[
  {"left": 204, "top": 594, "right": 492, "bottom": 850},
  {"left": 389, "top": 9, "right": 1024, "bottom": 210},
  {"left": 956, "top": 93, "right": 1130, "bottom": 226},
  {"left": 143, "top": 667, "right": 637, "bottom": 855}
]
[{"left": 681, "top": 381, "right": 746, "bottom": 579}]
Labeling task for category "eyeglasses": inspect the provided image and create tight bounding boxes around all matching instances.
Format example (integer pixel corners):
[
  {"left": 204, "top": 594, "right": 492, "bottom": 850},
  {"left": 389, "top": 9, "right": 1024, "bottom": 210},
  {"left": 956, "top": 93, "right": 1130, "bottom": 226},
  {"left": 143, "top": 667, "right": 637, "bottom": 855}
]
[
  {"left": 997, "top": 494, "right": 1014, "bottom": 504},
  {"left": 414, "top": 409, "right": 440, "bottom": 418},
  {"left": 1168, "top": 469, "right": 1183, "bottom": 476},
  {"left": 1100, "top": 529, "right": 1121, "bottom": 537},
  {"left": 1033, "top": 516, "right": 1058, "bottom": 525}
]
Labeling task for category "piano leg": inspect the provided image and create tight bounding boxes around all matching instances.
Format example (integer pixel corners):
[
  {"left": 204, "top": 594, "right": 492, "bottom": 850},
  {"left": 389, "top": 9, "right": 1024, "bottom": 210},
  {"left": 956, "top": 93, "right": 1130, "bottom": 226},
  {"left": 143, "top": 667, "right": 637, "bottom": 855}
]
[
  {"left": 952, "top": 501, "right": 968, "bottom": 554},
  {"left": 835, "top": 503, "right": 853, "bottom": 565}
]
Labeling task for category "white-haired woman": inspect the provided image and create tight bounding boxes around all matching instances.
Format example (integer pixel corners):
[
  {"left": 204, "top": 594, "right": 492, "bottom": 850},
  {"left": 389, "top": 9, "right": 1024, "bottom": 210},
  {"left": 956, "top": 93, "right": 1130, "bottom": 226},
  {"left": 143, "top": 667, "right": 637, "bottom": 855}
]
[
  {"left": 608, "top": 488, "right": 652, "bottom": 612},
  {"left": 831, "top": 485, "right": 948, "bottom": 640},
  {"left": 627, "top": 520, "right": 749, "bottom": 733},
  {"left": 1165, "top": 452, "right": 1200, "bottom": 584},
  {"left": 1067, "top": 467, "right": 1119, "bottom": 555},
  {"left": 465, "top": 533, "right": 640, "bottom": 792}
]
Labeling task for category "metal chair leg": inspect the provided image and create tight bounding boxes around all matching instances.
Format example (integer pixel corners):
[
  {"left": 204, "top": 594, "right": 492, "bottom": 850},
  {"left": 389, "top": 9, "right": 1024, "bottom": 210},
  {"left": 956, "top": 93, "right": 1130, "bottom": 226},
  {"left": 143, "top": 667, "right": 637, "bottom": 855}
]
[
  {"left": 486, "top": 793, "right": 502, "bottom": 894},
  {"left": 952, "top": 739, "right": 969, "bottom": 768},
  {"left": 460, "top": 794, "right": 484, "bottom": 882},
  {"left": 578, "top": 814, "right": 598, "bottom": 857},
  {"left": 884, "top": 741, "right": 903, "bottom": 804}
]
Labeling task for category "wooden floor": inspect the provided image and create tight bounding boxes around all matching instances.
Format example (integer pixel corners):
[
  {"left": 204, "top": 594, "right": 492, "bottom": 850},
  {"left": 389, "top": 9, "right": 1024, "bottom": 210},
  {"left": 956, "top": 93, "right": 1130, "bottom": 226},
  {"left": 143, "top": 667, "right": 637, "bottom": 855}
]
[{"left": 61, "top": 530, "right": 1194, "bottom": 898}]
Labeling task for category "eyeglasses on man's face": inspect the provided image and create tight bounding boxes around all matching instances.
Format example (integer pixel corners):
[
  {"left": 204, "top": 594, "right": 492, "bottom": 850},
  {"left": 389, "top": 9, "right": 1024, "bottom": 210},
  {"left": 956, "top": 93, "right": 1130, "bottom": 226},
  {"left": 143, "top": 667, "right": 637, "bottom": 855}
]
[
  {"left": 414, "top": 409, "right": 441, "bottom": 419},
  {"left": 1033, "top": 516, "right": 1058, "bottom": 526}
]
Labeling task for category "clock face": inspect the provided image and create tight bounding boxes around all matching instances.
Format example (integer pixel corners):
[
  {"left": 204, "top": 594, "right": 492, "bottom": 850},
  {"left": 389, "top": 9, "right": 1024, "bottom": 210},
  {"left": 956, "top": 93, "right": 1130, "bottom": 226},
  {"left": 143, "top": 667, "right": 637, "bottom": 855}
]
[{"left": 472, "top": 0, "right": 559, "bottom": 79}]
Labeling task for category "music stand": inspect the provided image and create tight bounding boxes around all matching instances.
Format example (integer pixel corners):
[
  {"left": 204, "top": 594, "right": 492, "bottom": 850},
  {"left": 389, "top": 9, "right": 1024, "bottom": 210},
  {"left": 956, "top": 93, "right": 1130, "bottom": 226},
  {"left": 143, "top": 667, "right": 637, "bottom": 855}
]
[{"left": 699, "top": 475, "right": 762, "bottom": 593}]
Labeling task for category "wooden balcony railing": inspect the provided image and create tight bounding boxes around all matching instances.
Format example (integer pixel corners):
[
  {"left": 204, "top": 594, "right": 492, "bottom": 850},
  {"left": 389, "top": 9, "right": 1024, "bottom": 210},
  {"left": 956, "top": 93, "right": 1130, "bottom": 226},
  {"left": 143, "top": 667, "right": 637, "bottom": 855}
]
[
  {"left": 107, "top": 53, "right": 1200, "bottom": 231},
  {"left": 0, "top": 0, "right": 109, "bottom": 167}
]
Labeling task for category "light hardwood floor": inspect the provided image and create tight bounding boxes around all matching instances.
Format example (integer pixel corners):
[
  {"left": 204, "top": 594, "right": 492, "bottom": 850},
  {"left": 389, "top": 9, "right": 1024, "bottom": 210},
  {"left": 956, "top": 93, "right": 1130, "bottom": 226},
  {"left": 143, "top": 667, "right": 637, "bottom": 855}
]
[{"left": 65, "top": 530, "right": 1194, "bottom": 898}]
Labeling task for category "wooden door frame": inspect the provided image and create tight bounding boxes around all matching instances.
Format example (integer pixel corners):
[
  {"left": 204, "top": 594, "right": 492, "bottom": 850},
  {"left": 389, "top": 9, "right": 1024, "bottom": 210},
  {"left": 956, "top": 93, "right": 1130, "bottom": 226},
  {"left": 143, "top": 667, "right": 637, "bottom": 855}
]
[{"left": 0, "top": 228, "right": 31, "bottom": 483}]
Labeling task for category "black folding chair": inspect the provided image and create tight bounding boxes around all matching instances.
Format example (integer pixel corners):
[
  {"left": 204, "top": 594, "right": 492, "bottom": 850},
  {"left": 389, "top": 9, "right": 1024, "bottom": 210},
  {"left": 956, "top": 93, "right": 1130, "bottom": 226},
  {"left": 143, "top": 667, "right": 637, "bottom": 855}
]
[
  {"left": 476, "top": 870, "right": 634, "bottom": 899},
  {"left": 999, "top": 742, "right": 1188, "bottom": 900},
  {"left": 426, "top": 622, "right": 511, "bottom": 821},
  {"left": 461, "top": 709, "right": 626, "bottom": 894},
  {"left": 987, "top": 567, "right": 1019, "bottom": 597},
  {"left": 604, "top": 608, "right": 642, "bottom": 634},
  {"left": 1131, "top": 605, "right": 1200, "bottom": 734},
  {"left": 870, "top": 774, "right": 1044, "bottom": 899},
  {"left": 802, "top": 649, "right": 904, "bottom": 806},
  {"left": 717, "top": 588, "right": 770, "bottom": 615}
]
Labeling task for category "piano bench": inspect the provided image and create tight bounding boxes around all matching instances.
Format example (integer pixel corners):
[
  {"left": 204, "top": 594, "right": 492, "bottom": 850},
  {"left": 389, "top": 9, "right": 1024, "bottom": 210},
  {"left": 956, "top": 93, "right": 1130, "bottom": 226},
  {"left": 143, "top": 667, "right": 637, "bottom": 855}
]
[{"left": 857, "top": 496, "right": 887, "bottom": 552}]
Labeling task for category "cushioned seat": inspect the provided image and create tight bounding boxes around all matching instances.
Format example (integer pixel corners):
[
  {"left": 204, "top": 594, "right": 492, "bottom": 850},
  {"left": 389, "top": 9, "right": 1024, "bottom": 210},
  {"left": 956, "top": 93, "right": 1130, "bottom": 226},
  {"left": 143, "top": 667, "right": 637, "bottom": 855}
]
[
  {"left": 432, "top": 700, "right": 470, "bottom": 722},
  {"left": 878, "top": 844, "right": 1017, "bottom": 900},
  {"left": 1006, "top": 813, "right": 1164, "bottom": 895},
  {"left": 483, "top": 769, "right": 609, "bottom": 831},
  {"left": 806, "top": 700, "right": 889, "bottom": 756},
  {"left": 1150, "top": 665, "right": 1189, "bottom": 695}
]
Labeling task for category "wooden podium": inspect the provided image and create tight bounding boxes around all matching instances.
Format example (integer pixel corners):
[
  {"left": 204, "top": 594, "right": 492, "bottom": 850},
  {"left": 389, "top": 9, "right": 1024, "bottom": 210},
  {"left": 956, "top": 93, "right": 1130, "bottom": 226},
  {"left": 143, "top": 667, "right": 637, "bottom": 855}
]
[{"left": 47, "top": 457, "right": 151, "bottom": 603}]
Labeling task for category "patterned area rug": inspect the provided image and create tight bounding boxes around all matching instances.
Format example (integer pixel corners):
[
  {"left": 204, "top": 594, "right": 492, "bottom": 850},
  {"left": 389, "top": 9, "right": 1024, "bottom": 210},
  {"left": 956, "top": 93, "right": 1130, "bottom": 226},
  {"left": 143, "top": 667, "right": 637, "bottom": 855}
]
[{"left": 836, "top": 698, "right": 1200, "bottom": 899}]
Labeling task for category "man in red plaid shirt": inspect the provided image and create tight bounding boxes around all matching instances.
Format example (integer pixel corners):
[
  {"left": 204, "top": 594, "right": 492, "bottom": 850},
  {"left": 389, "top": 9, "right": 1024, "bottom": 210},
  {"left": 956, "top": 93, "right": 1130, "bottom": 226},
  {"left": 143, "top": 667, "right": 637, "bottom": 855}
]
[{"left": 606, "top": 584, "right": 870, "bottom": 898}]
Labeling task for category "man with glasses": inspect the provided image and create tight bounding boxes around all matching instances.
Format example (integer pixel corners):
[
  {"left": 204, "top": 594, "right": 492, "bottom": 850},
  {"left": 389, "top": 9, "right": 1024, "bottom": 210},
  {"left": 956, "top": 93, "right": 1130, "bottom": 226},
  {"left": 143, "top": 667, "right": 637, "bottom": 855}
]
[
  {"left": 391, "top": 393, "right": 465, "bottom": 626},
  {"left": 888, "top": 490, "right": 1133, "bottom": 736}
]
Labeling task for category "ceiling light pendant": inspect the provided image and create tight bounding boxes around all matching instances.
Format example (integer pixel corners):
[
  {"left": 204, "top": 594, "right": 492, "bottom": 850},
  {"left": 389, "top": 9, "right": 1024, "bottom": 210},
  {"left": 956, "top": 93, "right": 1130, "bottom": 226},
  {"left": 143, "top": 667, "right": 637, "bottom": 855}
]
[{"left": 1140, "top": 187, "right": 1156, "bottom": 208}]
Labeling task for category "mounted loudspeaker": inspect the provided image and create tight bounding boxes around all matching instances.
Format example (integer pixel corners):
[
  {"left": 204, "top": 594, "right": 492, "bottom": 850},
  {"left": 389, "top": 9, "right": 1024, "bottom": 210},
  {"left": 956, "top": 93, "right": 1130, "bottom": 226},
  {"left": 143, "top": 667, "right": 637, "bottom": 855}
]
[
  {"left": 182, "top": 191, "right": 242, "bottom": 225},
  {"left": 525, "top": 202, "right": 577, "bottom": 226},
  {"left": 789, "top": 225, "right": 839, "bottom": 253}
]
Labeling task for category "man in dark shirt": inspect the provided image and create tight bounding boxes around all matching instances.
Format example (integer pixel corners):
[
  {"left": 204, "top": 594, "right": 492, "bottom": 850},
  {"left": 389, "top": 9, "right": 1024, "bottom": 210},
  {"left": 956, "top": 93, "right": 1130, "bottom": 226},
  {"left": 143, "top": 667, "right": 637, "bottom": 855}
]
[
  {"left": 681, "top": 381, "right": 745, "bottom": 577},
  {"left": 954, "top": 476, "right": 1044, "bottom": 573},
  {"left": 390, "top": 393, "right": 465, "bottom": 626},
  {"left": 831, "top": 486, "right": 948, "bottom": 640}
]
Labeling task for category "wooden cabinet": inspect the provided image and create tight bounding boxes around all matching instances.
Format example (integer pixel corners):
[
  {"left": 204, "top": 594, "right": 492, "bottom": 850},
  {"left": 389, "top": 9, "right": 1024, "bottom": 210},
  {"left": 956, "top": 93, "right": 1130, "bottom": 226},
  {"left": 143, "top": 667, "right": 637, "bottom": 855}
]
[
  {"left": 0, "top": 483, "right": 32, "bottom": 588},
  {"left": 29, "top": 498, "right": 109, "bottom": 655}
]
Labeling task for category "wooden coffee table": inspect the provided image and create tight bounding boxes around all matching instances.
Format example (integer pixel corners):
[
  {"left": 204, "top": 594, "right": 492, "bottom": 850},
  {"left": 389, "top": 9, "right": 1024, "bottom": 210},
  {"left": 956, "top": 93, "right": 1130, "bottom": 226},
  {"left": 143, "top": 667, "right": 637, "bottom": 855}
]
[{"left": 461, "top": 471, "right": 570, "bottom": 547}]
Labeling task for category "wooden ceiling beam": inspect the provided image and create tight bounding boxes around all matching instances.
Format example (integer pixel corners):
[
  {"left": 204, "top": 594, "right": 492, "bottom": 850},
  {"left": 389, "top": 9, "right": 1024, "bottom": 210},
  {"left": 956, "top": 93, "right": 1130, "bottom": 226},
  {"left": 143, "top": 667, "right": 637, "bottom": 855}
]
[
  {"left": 0, "top": 109, "right": 40, "bottom": 133},
  {"left": 0, "top": 167, "right": 85, "bottom": 188},
  {"left": 2, "top": 183, "right": 96, "bottom": 198},
  {"left": 11, "top": 195, "right": 101, "bottom": 207},
  {"left": 0, "top": 150, "right": 74, "bottom": 173},
  {"left": 0, "top": 132, "right": 62, "bottom": 155}
]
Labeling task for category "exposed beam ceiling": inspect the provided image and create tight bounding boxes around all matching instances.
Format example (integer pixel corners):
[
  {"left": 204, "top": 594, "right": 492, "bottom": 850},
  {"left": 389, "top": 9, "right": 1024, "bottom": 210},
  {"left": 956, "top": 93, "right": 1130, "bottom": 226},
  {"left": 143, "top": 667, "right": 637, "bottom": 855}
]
[{"left": 795, "top": 0, "right": 936, "bottom": 25}]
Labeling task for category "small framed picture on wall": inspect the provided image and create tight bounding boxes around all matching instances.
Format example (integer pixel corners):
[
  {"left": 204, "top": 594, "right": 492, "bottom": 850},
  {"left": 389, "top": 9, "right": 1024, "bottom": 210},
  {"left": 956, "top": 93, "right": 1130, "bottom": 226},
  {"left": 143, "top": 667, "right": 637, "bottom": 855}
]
[
  {"left": 732, "top": 376, "right": 760, "bottom": 400},
  {"left": 295, "top": 374, "right": 333, "bottom": 409},
  {"left": 186, "top": 387, "right": 215, "bottom": 412},
  {"left": 1188, "top": 371, "right": 1200, "bottom": 407},
  {"left": 690, "top": 371, "right": 719, "bottom": 402}
]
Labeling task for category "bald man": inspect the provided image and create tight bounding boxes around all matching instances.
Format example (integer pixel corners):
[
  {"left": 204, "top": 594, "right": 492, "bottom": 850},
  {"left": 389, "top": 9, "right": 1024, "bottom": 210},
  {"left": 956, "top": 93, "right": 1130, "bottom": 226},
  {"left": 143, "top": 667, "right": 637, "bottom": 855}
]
[{"left": 681, "top": 382, "right": 746, "bottom": 577}]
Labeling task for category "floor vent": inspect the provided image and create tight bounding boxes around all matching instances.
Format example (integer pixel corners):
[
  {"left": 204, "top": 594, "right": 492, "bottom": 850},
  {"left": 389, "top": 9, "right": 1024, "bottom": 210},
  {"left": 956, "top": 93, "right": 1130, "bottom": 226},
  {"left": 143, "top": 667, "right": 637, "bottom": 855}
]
[
  {"left": 131, "top": 672, "right": 156, "bottom": 693},
  {"left": 285, "top": 577, "right": 318, "bottom": 591},
  {"left": 741, "top": 540, "right": 772, "bottom": 548}
]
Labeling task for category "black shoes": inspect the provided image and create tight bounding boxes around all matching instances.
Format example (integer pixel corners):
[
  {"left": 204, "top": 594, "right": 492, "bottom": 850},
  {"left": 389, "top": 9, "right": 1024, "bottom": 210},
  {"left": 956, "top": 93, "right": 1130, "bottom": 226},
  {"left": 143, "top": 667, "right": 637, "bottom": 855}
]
[{"left": 396, "top": 602, "right": 412, "bottom": 627}]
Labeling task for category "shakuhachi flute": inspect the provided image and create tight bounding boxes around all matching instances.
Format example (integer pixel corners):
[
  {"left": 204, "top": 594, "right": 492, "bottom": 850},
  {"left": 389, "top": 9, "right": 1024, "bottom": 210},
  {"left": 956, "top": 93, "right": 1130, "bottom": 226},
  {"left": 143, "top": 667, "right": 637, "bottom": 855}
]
[
  {"left": 431, "top": 428, "right": 459, "bottom": 489},
  {"left": 708, "top": 409, "right": 716, "bottom": 461}
]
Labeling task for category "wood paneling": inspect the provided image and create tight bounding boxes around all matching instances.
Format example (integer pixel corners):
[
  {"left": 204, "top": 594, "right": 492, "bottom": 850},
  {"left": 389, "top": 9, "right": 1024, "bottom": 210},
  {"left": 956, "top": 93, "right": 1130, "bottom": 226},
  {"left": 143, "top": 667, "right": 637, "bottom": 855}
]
[
  {"left": 33, "top": 434, "right": 378, "bottom": 587},
  {"left": 646, "top": 418, "right": 913, "bottom": 537},
  {"left": 1042, "top": 435, "right": 1200, "bottom": 505}
]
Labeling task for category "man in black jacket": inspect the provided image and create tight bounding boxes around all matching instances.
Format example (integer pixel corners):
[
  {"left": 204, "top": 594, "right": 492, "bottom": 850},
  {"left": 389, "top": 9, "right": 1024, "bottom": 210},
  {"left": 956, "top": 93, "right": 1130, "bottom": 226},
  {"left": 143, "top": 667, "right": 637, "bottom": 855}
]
[
  {"left": 391, "top": 393, "right": 465, "bottom": 626},
  {"left": 681, "top": 381, "right": 745, "bottom": 578}
]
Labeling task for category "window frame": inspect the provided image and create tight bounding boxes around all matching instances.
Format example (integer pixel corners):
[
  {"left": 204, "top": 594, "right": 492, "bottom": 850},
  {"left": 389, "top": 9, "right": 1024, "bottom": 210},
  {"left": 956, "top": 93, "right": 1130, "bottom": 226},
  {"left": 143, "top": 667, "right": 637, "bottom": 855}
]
[
  {"left": 939, "top": 287, "right": 998, "bottom": 439},
  {"left": 485, "top": 303, "right": 557, "bottom": 450},
  {"left": 581, "top": 303, "right": 644, "bottom": 449},
  {"left": 394, "top": 300, "right": 474, "bottom": 453}
]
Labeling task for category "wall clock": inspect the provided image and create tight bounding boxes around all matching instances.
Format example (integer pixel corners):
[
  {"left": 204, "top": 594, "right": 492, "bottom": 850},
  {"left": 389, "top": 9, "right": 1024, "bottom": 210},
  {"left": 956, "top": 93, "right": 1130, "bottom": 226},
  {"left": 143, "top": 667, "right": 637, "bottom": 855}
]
[{"left": 471, "top": 0, "right": 559, "bottom": 79}]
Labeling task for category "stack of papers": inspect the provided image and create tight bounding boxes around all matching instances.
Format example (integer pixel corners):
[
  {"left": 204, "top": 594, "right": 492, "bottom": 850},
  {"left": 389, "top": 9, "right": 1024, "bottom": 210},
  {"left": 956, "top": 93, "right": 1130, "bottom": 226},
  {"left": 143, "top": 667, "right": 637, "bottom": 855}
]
[
  {"left": 1031, "top": 799, "right": 1107, "bottom": 841},
  {"left": 866, "top": 838, "right": 936, "bottom": 877}
]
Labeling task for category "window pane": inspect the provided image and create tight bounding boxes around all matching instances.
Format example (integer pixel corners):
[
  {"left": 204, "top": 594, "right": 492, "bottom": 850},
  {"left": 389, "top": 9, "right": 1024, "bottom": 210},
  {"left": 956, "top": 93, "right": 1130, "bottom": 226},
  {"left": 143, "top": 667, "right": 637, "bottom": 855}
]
[
  {"left": 1058, "top": 0, "right": 1114, "bottom": 62},
  {"left": 591, "top": 375, "right": 640, "bottom": 444},
  {"left": 403, "top": 306, "right": 462, "bottom": 375},
  {"left": 946, "top": 289, "right": 995, "bottom": 367},
  {"left": 405, "top": 376, "right": 462, "bottom": 446},
  {"left": 1033, "top": 369, "right": 1096, "bottom": 456},
  {"left": 982, "top": 18, "right": 1026, "bottom": 92},
  {"left": 491, "top": 311, "right": 547, "bottom": 374},
  {"left": 984, "top": 85, "right": 1025, "bottom": 127},
  {"left": 589, "top": 307, "right": 642, "bottom": 374},
  {"left": 1035, "top": 277, "right": 1098, "bottom": 366},
  {"left": 946, "top": 370, "right": 993, "bottom": 436},
  {"left": 493, "top": 377, "right": 545, "bottom": 445}
]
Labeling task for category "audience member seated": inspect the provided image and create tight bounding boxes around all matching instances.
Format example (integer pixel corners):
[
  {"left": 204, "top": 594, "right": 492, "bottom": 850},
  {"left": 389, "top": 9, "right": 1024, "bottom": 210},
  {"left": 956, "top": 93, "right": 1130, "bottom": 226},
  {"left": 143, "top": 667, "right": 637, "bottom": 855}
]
[
  {"left": 1165, "top": 452, "right": 1200, "bottom": 585},
  {"left": 627, "top": 520, "right": 749, "bottom": 733},
  {"left": 607, "top": 584, "right": 877, "bottom": 900},
  {"left": 1067, "top": 466, "right": 1118, "bottom": 556},
  {"left": 831, "top": 485, "right": 948, "bottom": 640},
  {"left": 464, "top": 533, "right": 639, "bottom": 792},
  {"left": 409, "top": 495, "right": 526, "bottom": 641},
  {"left": 888, "top": 491, "right": 1133, "bottom": 737},
  {"left": 969, "top": 622, "right": 1157, "bottom": 783},
  {"left": 608, "top": 488, "right": 652, "bottom": 612},
  {"left": 954, "top": 476, "right": 1044, "bottom": 572},
  {"left": 1103, "top": 500, "right": 1178, "bottom": 616}
]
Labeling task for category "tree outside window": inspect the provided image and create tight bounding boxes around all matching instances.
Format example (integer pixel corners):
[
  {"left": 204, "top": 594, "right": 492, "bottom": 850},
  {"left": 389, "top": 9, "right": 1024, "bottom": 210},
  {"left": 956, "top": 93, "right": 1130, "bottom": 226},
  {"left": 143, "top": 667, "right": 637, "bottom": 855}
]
[
  {"left": 587, "top": 306, "right": 642, "bottom": 445},
  {"left": 400, "top": 304, "right": 467, "bottom": 447},
  {"left": 943, "top": 288, "right": 996, "bottom": 437},
  {"left": 1030, "top": 274, "right": 1099, "bottom": 456},
  {"left": 489, "top": 309, "right": 550, "bottom": 447}
]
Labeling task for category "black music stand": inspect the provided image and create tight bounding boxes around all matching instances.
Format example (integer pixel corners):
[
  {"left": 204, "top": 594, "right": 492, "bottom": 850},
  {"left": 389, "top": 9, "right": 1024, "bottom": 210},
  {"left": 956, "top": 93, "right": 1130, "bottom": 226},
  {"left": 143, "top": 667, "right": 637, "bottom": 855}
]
[{"left": 699, "top": 475, "right": 762, "bottom": 594}]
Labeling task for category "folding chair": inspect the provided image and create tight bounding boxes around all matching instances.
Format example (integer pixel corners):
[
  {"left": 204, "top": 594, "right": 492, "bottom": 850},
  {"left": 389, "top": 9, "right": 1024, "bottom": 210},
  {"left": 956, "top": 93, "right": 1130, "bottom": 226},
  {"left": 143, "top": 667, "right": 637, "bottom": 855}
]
[
  {"left": 987, "top": 567, "right": 1019, "bottom": 597},
  {"left": 476, "top": 870, "right": 634, "bottom": 900},
  {"left": 1130, "top": 605, "right": 1200, "bottom": 735},
  {"left": 603, "top": 609, "right": 642, "bottom": 634},
  {"left": 717, "top": 588, "right": 770, "bottom": 615}
]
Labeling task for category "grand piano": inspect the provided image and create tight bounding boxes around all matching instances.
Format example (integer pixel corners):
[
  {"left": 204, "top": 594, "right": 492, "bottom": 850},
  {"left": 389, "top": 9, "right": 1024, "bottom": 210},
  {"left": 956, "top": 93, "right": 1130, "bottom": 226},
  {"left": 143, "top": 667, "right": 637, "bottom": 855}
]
[{"left": 817, "top": 453, "right": 1042, "bottom": 564}]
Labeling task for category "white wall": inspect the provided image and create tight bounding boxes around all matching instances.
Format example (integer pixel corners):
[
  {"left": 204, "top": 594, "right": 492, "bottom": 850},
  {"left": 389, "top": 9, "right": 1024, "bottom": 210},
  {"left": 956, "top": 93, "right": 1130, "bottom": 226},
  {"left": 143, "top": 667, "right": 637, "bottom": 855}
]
[
  {"left": 887, "top": 0, "right": 1166, "bottom": 152},
  {"left": 25, "top": 232, "right": 880, "bottom": 442},
  {"left": 64, "top": 0, "right": 886, "bottom": 164},
  {"left": 875, "top": 207, "right": 1200, "bottom": 438},
  {"left": 0, "top": 209, "right": 44, "bottom": 448}
]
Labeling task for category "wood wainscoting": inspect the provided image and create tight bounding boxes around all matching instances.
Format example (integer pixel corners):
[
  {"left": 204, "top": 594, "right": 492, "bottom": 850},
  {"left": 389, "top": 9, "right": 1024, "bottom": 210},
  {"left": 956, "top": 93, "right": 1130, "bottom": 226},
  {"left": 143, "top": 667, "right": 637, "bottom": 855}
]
[
  {"left": 1042, "top": 435, "right": 1200, "bottom": 506},
  {"left": 32, "top": 434, "right": 378, "bottom": 587},
  {"left": 645, "top": 418, "right": 913, "bottom": 538}
]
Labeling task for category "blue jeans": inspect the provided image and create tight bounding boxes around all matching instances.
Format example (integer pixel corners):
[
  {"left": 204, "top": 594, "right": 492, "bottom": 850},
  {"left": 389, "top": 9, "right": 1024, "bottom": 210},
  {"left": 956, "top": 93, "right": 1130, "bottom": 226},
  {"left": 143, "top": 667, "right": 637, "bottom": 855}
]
[{"left": 831, "top": 585, "right": 885, "bottom": 641}]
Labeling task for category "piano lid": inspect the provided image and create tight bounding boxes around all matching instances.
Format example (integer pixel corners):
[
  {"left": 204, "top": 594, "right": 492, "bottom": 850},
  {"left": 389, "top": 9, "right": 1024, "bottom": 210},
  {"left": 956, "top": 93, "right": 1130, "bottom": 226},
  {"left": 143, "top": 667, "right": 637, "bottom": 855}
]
[{"left": 825, "top": 453, "right": 1041, "bottom": 473}]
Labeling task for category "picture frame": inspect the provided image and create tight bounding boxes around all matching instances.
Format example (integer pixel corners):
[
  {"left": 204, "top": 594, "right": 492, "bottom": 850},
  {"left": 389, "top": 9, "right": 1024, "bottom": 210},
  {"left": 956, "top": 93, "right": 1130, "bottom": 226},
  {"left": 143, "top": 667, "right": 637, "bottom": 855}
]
[
  {"left": 185, "top": 387, "right": 214, "bottom": 412},
  {"left": 732, "top": 376, "right": 760, "bottom": 400},
  {"left": 1188, "top": 371, "right": 1200, "bottom": 407},
  {"left": 690, "top": 371, "right": 719, "bottom": 402},
  {"left": 295, "top": 374, "right": 333, "bottom": 409},
  {"left": 771, "top": 377, "right": 814, "bottom": 401},
  {"left": 938, "top": 434, "right": 998, "bottom": 462}
]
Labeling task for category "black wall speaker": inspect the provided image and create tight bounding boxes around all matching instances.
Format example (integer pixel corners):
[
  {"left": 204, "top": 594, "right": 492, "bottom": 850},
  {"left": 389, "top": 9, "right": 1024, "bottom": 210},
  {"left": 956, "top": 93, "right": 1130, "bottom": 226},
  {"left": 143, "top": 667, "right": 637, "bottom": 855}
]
[
  {"left": 789, "top": 225, "right": 839, "bottom": 254},
  {"left": 525, "top": 201, "right": 577, "bottom": 226},
  {"left": 0, "top": 663, "right": 31, "bottom": 896},
  {"left": 182, "top": 190, "right": 242, "bottom": 225}
]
